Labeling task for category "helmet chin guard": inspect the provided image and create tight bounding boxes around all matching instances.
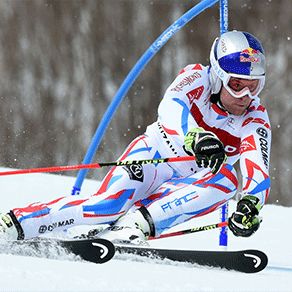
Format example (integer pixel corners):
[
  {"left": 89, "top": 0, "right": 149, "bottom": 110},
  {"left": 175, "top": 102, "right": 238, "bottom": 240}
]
[{"left": 209, "top": 31, "right": 266, "bottom": 96}]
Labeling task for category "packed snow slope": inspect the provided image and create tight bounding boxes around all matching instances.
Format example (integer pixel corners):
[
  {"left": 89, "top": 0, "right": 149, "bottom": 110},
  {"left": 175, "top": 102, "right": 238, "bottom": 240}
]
[{"left": 0, "top": 167, "right": 291, "bottom": 292}]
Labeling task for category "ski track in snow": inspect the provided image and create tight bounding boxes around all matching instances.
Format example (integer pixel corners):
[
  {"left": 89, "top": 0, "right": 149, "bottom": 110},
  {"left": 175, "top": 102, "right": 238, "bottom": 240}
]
[{"left": 0, "top": 168, "right": 291, "bottom": 292}]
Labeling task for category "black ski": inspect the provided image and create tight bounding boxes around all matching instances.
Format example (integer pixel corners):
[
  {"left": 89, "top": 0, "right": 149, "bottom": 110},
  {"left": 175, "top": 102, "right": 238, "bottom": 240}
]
[
  {"left": 1, "top": 238, "right": 268, "bottom": 273},
  {"left": 114, "top": 244, "right": 268, "bottom": 273},
  {"left": 1, "top": 238, "right": 115, "bottom": 264}
]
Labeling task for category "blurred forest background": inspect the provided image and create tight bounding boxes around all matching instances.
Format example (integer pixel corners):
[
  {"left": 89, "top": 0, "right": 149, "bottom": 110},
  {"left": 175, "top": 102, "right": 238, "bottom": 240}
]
[{"left": 0, "top": 0, "right": 291, "bottom": 206}]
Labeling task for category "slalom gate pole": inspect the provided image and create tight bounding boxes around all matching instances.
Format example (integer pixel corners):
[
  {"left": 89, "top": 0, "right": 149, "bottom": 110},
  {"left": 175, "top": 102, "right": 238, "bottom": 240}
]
[
  {"left": 0, "top": 156, "right": 195, "bottom": 177},
  {"left": 71, "top": 0, "right": 219, "bottom": 196},
  {"left": 149, "top": 221, "right": 228, "bottom": 241},
  {"left": 219, "top": 0, "right": 229, "bottom": 249}
]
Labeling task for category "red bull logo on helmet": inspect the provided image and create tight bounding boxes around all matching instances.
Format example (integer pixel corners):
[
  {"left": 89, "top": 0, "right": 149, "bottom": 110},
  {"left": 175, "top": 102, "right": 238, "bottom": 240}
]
[{"left": 240, "top": 47, "right": 261, "bottom": 63}]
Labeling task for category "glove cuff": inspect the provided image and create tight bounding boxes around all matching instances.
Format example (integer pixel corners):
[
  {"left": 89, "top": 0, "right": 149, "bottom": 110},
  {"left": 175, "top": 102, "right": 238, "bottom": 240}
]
[
  {"left": 241, "top": 195, "right": 261, "bottom": 213},
  {"left": 184, "top": 127, "right": 205, "bottom": 152}
]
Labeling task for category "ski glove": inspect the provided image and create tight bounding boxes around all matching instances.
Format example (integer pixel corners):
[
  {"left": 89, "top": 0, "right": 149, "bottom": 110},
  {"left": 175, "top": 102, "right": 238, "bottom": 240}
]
[
  {"left": 184, "top": 127, "right": 227, "bottom": 174},
  {"left": 228, "top": 195, "right": 262, "bottom": 237}
]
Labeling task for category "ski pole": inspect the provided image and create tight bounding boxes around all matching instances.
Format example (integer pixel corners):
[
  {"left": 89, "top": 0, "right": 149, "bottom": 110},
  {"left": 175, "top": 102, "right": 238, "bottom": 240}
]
[
  {"left": 148, "top": 221, "right": 228, "bottom": 240},
  {"left": 0, "top": 156, "right": 196, "bottom": 176}
]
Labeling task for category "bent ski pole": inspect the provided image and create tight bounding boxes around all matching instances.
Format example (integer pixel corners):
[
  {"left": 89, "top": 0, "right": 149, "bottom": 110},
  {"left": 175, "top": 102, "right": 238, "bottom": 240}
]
[
  {"left": 148, "top": 221, "right": 228, "bottom": 240},
  {"left": 0, "top": 156, "right": 196, "bottom": 176}
]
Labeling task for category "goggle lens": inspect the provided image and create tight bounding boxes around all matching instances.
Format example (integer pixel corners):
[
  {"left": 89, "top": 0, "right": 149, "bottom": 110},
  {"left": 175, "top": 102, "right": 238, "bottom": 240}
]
[
  {"left": 228, "top": 78, "right": 259, "bottom": 93},
  {"left": 225, "top": 77, "right": 262, "bottom": 98}
]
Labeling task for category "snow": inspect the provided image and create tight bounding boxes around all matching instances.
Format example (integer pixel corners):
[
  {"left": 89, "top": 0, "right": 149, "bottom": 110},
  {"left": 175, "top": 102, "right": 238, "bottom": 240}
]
[{"left": 0, "top": 168, "right": 292, "bottom": 292}]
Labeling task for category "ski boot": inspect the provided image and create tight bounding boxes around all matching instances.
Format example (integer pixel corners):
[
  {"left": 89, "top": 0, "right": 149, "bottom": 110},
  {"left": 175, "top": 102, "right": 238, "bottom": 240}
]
[
  {"left": 0, "top": 211, "right": 24, "bottom": 241},
  {"left": 98, "top": 207, "right": 155, "bottom": 246}
]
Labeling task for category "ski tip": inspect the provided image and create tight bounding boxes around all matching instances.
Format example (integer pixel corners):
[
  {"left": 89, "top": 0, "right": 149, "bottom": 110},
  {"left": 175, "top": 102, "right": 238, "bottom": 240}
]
[
  {"left": 89, "top": 238, "right": 116, "bottom": 263},
  {"left": 242, "top": 249, "right": 268, "bottom": 273},
  {"left": 60, "top": 238, "right": 116, "bottom": 264}
]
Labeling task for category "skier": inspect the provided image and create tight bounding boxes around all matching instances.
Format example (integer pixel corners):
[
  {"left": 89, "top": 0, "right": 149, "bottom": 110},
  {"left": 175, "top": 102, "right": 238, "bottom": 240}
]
[{"left": 0, "top": 30, "right": 271, "bottom": 245}]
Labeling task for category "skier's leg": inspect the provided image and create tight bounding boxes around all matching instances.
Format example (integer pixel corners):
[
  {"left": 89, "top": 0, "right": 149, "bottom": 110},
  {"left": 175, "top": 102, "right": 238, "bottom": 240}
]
[
  {"left": 97, "top": 163, "right": 238, "bottom": 244},
  {"left": 9, "top": 135, "right": 175, "bottom": 239},
  {"left": 142, "top": 164, "right": 238, "bottom": 236}
]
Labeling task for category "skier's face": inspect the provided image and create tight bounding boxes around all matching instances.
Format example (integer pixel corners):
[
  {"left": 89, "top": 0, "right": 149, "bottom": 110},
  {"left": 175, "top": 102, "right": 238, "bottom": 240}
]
[{"left": 220, "top": 86, "right": 252, "bottom": 116}]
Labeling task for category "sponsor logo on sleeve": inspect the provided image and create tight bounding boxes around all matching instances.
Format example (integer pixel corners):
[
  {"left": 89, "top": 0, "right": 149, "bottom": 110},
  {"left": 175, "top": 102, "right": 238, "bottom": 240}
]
[
  {"left": 171, "top": 72, "right": 202, "bottom": 92},
  {"left": 240, "top": 135, "right": 257, "bottom": 154},
  {"left": 157, "top": 122, "right": 178, "bottom": 156},
  {"left": 186, "top": 86, "right": 204, "bottom": 104},
  {"left": 256, "top": 127, "right": 268, "bottom": 138},
  {"left": 259, "top": 137, "right": 269, "bottom": 168},
  {"left": 256, "top": 127, "right": 269, "bottom": 168}
]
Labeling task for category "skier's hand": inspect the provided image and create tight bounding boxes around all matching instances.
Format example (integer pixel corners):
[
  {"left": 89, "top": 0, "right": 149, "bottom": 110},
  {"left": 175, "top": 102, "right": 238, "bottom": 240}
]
[
  {"left": 228, "top": 195, "right": 262, "bottom": 237},
  {"left": 184, "top": 127, "right": 227, "bottom": 174}
]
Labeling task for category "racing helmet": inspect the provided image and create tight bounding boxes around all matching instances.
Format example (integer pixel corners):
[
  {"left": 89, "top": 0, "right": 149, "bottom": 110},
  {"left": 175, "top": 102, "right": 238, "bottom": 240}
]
[{"left": 209, "top": 30, "right": 266, "bottom": 98}]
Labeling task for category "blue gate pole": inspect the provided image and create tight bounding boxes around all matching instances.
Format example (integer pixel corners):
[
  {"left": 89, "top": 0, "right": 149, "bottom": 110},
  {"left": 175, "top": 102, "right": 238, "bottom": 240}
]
[
  {"left": 219, "top": 0, "right": 229, "bottom": 249},
  {"left": 71, "top": 0, "right": 219, "bottom": 196}
]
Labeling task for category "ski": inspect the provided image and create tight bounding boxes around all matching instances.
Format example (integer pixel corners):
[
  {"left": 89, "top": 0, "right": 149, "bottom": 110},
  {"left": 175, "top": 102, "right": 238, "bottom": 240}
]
[
  {"left": 114, "top": 244, "right": 268, "bottom": 273},
  {"left": 0, "top": 238, "right": 115, "bottom": 264},
  {"left": 0, "top": 238, "right": 268, "bottom": 273}
]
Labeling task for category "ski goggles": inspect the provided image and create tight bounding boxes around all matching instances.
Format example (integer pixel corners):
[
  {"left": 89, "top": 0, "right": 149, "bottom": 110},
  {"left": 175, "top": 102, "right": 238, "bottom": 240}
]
[
  {"left": 225, "top": 76, "right": 265, "bottom": 99},
  {"left": 219, "top": 68, "right": 265, "bottom": 99}
]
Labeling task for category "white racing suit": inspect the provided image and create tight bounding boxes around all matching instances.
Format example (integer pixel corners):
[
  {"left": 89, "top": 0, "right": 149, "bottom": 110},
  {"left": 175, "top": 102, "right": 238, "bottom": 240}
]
[{"left": 12, "top": 64, "right": 271, "bottom": 238}]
